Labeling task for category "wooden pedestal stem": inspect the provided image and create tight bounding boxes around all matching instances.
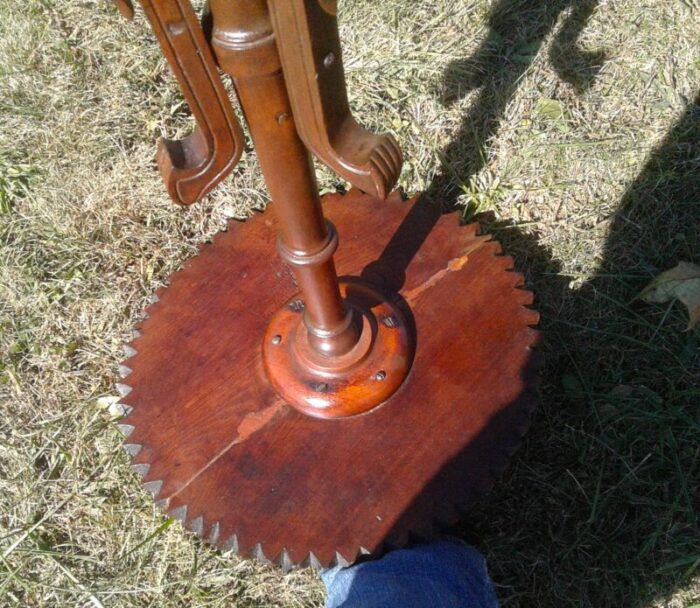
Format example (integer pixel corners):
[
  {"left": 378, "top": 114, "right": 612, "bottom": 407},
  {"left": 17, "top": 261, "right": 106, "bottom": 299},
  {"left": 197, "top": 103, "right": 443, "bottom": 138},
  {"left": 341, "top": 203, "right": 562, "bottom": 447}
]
[{"left": 210, "top": 0, "right": 359, "bottom": 359}]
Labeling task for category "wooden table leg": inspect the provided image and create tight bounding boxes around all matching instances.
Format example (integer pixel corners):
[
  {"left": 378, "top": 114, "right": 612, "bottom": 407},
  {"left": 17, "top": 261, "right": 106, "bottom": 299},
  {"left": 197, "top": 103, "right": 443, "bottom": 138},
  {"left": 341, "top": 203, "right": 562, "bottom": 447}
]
[{"left": 209, "top": 0, "right": 412, "bottom": 418}]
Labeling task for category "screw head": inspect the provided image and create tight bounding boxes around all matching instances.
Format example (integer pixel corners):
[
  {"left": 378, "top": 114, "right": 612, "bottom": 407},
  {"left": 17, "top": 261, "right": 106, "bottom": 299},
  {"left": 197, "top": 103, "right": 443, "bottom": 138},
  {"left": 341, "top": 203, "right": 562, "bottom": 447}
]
[
  {"left": 323, "top": 52, "right": 335, "bottom": 68},
  {"left": 380, "top": 314, "right": 399, "bottom": 328},
  {"left": 373, "top": 370, "right": 386, "bottom": 381},
  {"left": 271, "top": 335, "right": 282, "bottom": 345},
  {"left": 313, "top": 382, "right": 330, "bottom": 393},
  {"left": 288, "top": 299, "right": 305, "bottom": 312}
]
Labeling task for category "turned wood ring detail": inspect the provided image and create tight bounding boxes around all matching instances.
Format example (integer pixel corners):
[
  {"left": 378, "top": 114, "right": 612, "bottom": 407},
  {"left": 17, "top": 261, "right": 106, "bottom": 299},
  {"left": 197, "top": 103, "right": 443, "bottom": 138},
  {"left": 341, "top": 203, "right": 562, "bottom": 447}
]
[{"left": 276, "top": 219, "right": 338, "bottom": 267}]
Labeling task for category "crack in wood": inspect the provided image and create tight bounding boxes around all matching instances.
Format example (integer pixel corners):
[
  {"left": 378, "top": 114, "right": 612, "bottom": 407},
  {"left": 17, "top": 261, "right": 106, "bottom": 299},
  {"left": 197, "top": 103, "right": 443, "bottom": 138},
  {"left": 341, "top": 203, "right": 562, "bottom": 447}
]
[{"left": 167, "top": 398, "right": 287, "bottom": 502}]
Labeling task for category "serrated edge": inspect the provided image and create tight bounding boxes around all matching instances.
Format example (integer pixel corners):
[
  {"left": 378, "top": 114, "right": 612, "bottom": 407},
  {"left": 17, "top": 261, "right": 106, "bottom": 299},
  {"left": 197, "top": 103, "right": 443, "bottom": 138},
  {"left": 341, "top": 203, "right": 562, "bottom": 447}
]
[
  {"left": 209, "top": 521, "right": 220, "bottom": 544},
  {"left": 252, "top": 543, "right": 271, "bottom": 565},
  {"left": 122, "top": 443, "right": 141, "bottom": 457},
  {"left": 276, "top": 548, "right": 294, "bottom": 572},
  {"left": 114, "top": 193, "right": 543, "bottom": 571},
  {"left": 221, "top": 535, "right": 239, "bottom": 554},
  {"left": 143, "top": 480, "right": 163, "bottom": 498},
  {"left": 115, "top": 383, "right": 132, "bottom": 397},
  {"left": 169, "top": 505, "right": 187, "bottom": 522},
  {"left": 116, "top": 423, "right": 134, "bottom": 437},
  {"left": 131, "top": 463, "right": 150, "bottom": 477},
  {"left": 189, "top": 516, "right": 204, "bottom": 536}
]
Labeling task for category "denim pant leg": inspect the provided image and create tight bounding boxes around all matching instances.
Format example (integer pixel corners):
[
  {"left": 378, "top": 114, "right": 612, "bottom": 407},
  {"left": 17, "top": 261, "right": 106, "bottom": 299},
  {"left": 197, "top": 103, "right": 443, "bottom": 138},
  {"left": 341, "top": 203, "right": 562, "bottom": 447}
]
[{"left": 321, "top": 539, "right": 500, "bottom": 608}]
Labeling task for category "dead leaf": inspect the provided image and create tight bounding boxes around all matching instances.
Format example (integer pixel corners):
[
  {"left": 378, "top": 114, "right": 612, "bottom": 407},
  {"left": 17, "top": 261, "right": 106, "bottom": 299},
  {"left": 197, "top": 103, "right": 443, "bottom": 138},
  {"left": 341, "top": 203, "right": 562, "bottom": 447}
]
[
  {"left": 535, "top": 98, "right": 570, "bottom": 121},
  {"left": 639, "top": 261, "right": 700, "bottom": 330}
]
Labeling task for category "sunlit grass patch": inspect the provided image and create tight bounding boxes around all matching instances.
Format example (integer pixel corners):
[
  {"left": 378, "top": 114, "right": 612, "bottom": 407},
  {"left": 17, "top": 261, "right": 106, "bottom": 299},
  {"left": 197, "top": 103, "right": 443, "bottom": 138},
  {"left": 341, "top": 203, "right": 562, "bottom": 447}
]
[{"left": 1, "top": 0, "right": 698, "bottom": 606}]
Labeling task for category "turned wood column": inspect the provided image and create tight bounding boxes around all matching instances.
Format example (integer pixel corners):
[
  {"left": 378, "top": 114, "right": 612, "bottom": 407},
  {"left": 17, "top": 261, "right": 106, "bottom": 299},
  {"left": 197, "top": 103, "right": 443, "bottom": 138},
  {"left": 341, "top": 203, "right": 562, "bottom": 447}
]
[{"left": 208, "top": 0, "right": 359, "bottom": 358}]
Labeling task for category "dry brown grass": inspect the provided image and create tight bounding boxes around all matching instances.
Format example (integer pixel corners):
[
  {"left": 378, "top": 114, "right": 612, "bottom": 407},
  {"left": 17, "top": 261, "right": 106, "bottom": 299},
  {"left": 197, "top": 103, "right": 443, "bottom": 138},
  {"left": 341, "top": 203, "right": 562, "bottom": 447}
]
[{"left": 1, "top": 0, "right": 698, "bottom": 606}]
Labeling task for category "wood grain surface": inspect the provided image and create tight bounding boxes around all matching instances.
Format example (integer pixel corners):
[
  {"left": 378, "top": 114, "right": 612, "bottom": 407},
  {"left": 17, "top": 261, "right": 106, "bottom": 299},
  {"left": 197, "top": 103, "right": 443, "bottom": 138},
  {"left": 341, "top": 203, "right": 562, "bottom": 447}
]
[{"left": 117, "top": 190, "right": 541, "bottom": 568}]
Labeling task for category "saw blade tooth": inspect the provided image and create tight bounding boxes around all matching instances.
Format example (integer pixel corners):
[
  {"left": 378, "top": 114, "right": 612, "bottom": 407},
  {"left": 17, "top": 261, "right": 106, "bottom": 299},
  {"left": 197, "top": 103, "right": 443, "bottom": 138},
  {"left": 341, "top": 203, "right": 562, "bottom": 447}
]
[
  {"left": 221, "top": 535, "right": 239, "bottom": 554},
  {"left": 115, "top": 383, "right": 132, "bottom": 397},
  {"left": 208, "top": 522, "right": 220, "bottom": 545},
  {"left": 131, "top": 329, "right": 141, "bottom": 339},
  {"left": 123, "top": 344, "right": 138, "bottom": 358},
  {"left": 511, "top": 273, "right": 526, "bottom": 288},
  {"left": 498, "top": 254, "right": 515, "bottom": 270},
  {"left": 169, "top": 505, "right": 187, "bottom": 523},
  {"left": 334, "top": 551, "right": 350, "bottom": 568},
  {"left": 155, "top": 498, "right": 170, "bottom": 510},
  {"left": 252, "top": 543, "right": 270, "bottom": 564},
  {"left": 485, "top": 239, "right": 502, "bottom": 255},
  {"left": 117, "top": 403, "right": 133, "bottom": 416},
  {"left": 148, "top": 293, "right": 160, "bottom": 304},
  {"left": 142, "top": 479, "right": 163, "bottom": 498},
  {"left": 189, "top": 516, "right": 203, "bottom": 536},
  {"left": 276, "top": 549, "right": 294, "bottom": 573},
  {"left": 118, "top": 364, "right": 133, "bottom": 379},
  {"left": 306, "top": 552, "right": 322, "bottom": 571},
  {"left": 122, "top": 443, "right": 141, "bottom": 457},
  {"left": 116, "top": 423, "right": 134, "bottom": 437},
  {"left": 522, "top": 308, "right": 540, "bottom": 327},
  {"left": 515, "top": 287, "right": 534, "bottom": 305},
  {"left": 131, "top": 463, "right": 150, "bottom": 477}
]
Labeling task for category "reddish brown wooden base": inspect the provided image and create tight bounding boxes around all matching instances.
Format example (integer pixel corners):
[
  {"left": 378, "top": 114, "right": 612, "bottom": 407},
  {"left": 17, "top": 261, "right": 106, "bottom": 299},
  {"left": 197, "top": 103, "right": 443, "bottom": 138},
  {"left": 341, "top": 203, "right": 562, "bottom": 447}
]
[
  {"left": 116, "top": 190, "right": 541, "bottom": 569},
  {"left": 262, "top": 280, "right": 413, "bottom": 419}
]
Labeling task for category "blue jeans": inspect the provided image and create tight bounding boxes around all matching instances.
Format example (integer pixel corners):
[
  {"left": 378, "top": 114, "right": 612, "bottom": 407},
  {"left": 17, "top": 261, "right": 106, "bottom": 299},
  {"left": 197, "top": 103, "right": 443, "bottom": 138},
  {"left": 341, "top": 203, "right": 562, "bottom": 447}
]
[{"left": 322, "top": 539, "right": 500, "bottom": 608}]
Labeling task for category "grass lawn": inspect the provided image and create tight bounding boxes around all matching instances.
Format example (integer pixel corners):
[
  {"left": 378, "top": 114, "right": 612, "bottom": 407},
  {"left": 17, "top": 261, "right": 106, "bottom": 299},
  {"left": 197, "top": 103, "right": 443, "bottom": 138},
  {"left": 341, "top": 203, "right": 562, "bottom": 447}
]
[{"left": 1, "top": 0, "right": 698, "bottom": 606}]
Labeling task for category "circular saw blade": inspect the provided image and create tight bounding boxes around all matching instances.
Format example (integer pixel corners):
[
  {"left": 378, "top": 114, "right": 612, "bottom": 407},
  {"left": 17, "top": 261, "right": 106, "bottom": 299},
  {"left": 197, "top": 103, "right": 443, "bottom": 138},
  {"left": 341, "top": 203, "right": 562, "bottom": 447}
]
[{"left": 114, "top": 190, "right": 541, "bottom": 569}]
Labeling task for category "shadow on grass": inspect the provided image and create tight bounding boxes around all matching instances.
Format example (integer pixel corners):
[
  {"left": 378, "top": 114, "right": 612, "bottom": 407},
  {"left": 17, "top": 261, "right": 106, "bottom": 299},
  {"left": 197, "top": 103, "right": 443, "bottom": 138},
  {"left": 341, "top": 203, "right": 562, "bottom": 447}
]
[
  {"left": 424, "top": 0, "right": 603, "bottom": 208},
  {"left": 420, "top": 1, "right": 700, "bottom": 606},
  {"left": 462, "top": 90, "right": 700, "bottom": 608}
]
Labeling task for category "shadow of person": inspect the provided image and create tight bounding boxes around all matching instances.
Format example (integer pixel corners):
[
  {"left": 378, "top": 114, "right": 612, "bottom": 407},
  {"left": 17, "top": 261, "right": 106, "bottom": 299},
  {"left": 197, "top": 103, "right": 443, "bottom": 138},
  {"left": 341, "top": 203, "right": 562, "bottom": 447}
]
[
  {"left": 453, "top": 80, "right": 700, "bottom": 608},
  {"left": 548, "top": 0, "right": 607, "bottom": 93},
  {"left": 423, "top": 0, "right": 604, "bottom": 210},
  {"left": 342, "top": 2, "right": 697, "bottom": 606}
]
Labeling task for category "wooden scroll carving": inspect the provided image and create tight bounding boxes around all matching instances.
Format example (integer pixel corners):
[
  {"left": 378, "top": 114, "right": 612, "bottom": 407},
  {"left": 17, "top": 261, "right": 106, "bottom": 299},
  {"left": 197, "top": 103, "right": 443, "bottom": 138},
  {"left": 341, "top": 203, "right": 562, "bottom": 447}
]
[
  {"left": 268, "top": 0, "right": 403, "bottom": 199},
  {"left": 118, "top": 0, "right": 245, "bottom": 205}
]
